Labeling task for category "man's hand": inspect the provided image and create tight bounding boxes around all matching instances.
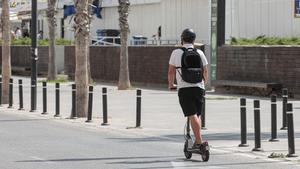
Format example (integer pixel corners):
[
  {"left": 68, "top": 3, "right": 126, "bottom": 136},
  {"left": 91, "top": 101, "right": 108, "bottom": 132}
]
[{"left": 169, "top": 84, "right": 177, "bottom": 90}]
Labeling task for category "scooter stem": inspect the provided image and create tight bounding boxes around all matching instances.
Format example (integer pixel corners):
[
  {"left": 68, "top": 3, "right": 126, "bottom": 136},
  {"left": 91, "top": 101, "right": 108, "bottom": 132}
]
[{"left": 186, "top": 118, "right": 191, "bottom": 135}]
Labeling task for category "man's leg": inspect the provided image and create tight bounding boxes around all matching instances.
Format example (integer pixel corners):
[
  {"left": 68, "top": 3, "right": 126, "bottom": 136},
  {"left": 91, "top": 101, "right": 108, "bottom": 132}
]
[{"left": 189, "top": 114, "right": 202, "bottom": 144}]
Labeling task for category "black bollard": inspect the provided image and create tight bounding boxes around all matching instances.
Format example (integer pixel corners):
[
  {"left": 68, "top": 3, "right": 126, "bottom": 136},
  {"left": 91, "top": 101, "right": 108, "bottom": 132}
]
[
  {"left": 8, "top": 79, "right": 13, "bottom": 108},
  {"left": 18, "top": 79, "right": 24, "bottom": 110},
  {"left": 252, "top": 100, "right": 263, "bottom": 151},
  {"left": 269, "top": 95, "right": 278, "bottom": 142},
  {"left": 30, "top": 80, "right": 37, "bottom": 112},
  {"left": 136, "top": 89, "right": 142, "bottom": 128},
  {"left": 54, "top": 83, "right": 60, "bottom": 117},
  {"left": 0, "top": 77, "right": 2, "bottom": 106},
  {"left": 239, "top": 98, "right": 249, "bottom": 147},
  {"left": 41, "top": 82, "right": 48, "bottom": 114},
  {"left": 281, "top": 88, "right": 288, "bottom": 130},
  {"left": 286, "top": 103, "right": 298, "bottom": 157},
  {"left": 86, "top": 86, "right": 93, "bottom": 123},
  {"left": 101, "top": 87, "right": 109, "bottom": 126},
  {"left": 201, "top": 91, "right": 207, "bottom": 130},
  {"left": 71, "top": 84, "right": 77, "bottom": 119}
]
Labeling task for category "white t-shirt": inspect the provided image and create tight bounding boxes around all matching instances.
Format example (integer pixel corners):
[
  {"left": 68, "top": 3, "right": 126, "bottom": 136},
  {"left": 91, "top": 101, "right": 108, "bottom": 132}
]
[
  {"left": 15, "top": 29, "right": 22, "bottom": 39},
  {"left": 169, "top": 44, "right": 208, "bottom": 89}
]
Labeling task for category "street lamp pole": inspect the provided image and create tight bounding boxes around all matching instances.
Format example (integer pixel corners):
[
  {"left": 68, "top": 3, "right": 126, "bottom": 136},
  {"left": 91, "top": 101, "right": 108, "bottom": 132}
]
[
  {"left": 30, "top": 0, "right": 38, "bottom": 112},
  {"left": 217, "top": 0, "right": 226, "bottom": 47},
  {"left": 210, "top": 0, "right": 225, "bottom": 82}
]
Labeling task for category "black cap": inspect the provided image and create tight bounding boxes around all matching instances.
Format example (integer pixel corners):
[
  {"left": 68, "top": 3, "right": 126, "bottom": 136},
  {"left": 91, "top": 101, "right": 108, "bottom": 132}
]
[{"left": 181, "top": 28, "right": 196, "bottom": 43}]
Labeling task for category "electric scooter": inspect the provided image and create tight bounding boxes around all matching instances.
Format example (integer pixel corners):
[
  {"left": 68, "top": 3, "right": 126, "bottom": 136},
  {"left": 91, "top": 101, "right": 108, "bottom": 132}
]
[
  {"left": 170, "top": 86, "right": 210, "bottom": 161},
  {"left": 183, "top": 118, "right": 210, "bottom": 161}
]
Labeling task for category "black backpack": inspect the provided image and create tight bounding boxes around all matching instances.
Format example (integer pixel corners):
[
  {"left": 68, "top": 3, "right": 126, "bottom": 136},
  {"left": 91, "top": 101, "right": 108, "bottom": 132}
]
[{"left": 177, "top": 48, "right": 203, "bottom": 83}]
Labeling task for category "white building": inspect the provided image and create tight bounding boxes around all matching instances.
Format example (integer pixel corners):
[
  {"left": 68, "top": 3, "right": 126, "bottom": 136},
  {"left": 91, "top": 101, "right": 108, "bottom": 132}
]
[
  {"left": 64, "top": 0, "right": 300, "bottom": 44},
  {"left": 226, "top": 0, "right": 300, "bottom": 39},
  {"left": 60, "top": 0, "right": 211, "bottom": 44},
  {"left": 5, "top": 0, "right": 300, "bottom": 44}
]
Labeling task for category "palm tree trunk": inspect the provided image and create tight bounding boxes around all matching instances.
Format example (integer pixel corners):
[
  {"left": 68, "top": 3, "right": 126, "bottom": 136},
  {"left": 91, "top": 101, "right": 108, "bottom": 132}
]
[
  {"left": 1, "top": 0, "right": 11, "bottom": 104},
  {"left": 74, "top": 0, "right": 90, "bottom": 117},
  {"left": 47, "top": 0, "right": 57, "bottom": 81},
  {"left": 87, "top": 0, "right": 93, "bottom": 84},
  {"left": 118, "top": 0, "right": 131, "bottom": 90}
]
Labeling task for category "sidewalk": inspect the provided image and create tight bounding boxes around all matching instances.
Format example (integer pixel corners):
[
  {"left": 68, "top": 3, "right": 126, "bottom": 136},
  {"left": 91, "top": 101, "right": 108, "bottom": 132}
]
[{"left": 3, "top": 75, "right": 300, "bottom": 165}]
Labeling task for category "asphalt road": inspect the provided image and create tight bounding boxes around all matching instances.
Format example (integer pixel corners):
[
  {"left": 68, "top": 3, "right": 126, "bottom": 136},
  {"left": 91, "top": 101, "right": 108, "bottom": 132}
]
[{"left": 0, "top": 110, "right": 299, "bottom": 169}]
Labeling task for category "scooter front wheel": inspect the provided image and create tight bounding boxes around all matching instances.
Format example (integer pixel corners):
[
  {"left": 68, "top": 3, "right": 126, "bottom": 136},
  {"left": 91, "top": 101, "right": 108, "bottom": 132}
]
[
  {"left": 201, "top": 150, "right": 210, "bottom": 162},
  {"left": 184, "top": 140, "right": 192, "bottom": 159}
]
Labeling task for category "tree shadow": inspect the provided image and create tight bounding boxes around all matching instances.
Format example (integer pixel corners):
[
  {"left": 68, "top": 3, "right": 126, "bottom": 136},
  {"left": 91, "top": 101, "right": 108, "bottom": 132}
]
[
  {"left": 0, "top": 119, "right": 48, "bottom": 123},
  {"left": 107, "top": 131, "right": 300, "bottom": 143},
  {"left": 16, "top": 155, "right": 179, "bottom": 163}
]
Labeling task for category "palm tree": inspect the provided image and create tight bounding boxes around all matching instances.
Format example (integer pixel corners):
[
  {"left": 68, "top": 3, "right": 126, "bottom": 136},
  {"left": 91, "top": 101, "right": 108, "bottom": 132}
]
[
  {"left": 118, "top": 0, "right": 131, "bottom": 90},
  {"left": 87, "top": 0, "right": 94, "bottom": 84},
  {"left": 47, "top": 0, "right": 57, "bottom": 80},
  {"left": 1, "top": 0, "right": 11, "bottom": 104},
  {"left": 74, "top": 0, "right": 90, "bottom": 117}
]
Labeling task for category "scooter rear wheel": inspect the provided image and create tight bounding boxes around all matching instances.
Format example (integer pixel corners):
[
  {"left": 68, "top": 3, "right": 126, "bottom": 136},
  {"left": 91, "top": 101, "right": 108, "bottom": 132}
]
[{"left": 184, "top": 140, "right": 192, "bottom": 159}]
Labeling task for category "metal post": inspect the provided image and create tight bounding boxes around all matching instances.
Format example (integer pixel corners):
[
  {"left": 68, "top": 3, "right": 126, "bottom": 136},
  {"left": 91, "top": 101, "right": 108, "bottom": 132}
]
[
  {"left": 8, "top": 78, "right": 13, "bottom": 108},
  {"left": 71, "top": 84, "right": 77, "bottom": 119},
  {"left": 239, "top": 98, "right": 248, "bottom": 147},
  {"left": 41, "top": 82, "right": 47, "bottom": 114},
  {"left": 101, "top": 87, "right": 109, "bottom": 126},
  {"left": 54, "top": 83, "right": 60, "bottom": 117},
  {"left": 30, "top": 0, "right": 38, "bottom": 112},
  {"left": 286, "top": 103, "right": 297, "bottom": 157},
  {"left": 86, "top": 86, "right": 93, "bottom": 123},
  {"left": 0, "top": 77, "right": 2, "bottom": 106},
  {"left": 136, "top": 89, "right": 142, "bottom": 128},
  {"left": 269, "top": 95, "right": 278, "bottom": 142},
  {"left": 281, "top": 88, "right": 288, "bottom": 130},
  {"left": 252, "top": 100, "right": 263, "bottom": 151},
  {"left": 201, "top": 93, "right": 207, "bottom": 130},
  {"left": 18, "top": 79, "right": 24, "bottom": 110},
  {"left": 217, "top": 0, "right": 226, "bottom": 47}
]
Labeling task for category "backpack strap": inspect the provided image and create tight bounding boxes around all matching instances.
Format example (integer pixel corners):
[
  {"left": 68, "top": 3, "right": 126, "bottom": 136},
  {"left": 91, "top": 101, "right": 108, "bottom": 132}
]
[
  {"left": 175, "top": 48, "right": 187, "bottom": 69},
  {"left": 181, "top": 47, "right": 188, "bottom": 68}
]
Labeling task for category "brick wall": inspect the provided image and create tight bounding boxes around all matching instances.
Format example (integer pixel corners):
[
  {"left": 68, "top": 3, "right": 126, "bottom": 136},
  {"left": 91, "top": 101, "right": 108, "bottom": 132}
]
[
  {"left": 217, "top": 45, "right": 300, "bottom": 96},
  {"left": 0, "top": 46, "right": 49, "bottom": 74},
  {"left": 65, "top": 45, "right": 204, "bottom": 86}
]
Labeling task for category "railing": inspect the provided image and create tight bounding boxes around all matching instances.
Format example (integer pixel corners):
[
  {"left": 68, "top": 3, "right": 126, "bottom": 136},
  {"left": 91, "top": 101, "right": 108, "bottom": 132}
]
[
  {"left": 130, "top": 39, "right": 180, "bottom": 46},
  {"left": 91, "top": 36, "right": 180, "bottom": 46},
  {"left": 91, "top": 36, "right": 121, "bottom": 46}
]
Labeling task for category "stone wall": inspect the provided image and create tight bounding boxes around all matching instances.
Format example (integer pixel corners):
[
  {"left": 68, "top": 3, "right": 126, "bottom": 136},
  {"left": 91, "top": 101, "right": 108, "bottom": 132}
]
[
  {"left": 217, "top": 45, "right": 300, "bottom": 97},
  {"left": 65, "top": 45, "right": 205, "bottom": 86},
  {"left": 0, "top": 46, "right": 49, "bottom": 74}
]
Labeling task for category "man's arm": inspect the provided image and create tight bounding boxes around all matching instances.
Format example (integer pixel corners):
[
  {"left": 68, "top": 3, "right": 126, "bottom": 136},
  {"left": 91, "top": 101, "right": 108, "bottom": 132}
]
[
  {"left": 203, "top": 65, "right": 208, "bottom": 85},
  {"left": 168, "top": 64, "right": 176, "bottom": 89}
]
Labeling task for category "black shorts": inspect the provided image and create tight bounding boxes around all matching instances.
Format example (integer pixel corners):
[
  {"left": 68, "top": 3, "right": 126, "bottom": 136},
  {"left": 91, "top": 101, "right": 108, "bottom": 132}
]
[{"left": 178, "top": 87, "right": 205, "bottom": 117}]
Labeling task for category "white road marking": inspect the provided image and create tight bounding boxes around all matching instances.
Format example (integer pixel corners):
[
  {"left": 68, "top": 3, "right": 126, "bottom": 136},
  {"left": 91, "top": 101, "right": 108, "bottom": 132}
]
[
  {"left": 211, "top": 148, "right": 298, "bottom": 166},
  {"left": 171, "top": 161, "right": 228, "bottom": 169},
  {"left": 171, "top": 161, "right": 186, "bottom": 168},
  {"left": 29, "top": 156, "right": 56, "bottom": 164}
]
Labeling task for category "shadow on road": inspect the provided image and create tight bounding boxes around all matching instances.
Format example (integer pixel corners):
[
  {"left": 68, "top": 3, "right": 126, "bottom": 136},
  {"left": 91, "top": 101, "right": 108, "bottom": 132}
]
[
  {"left": 106, "top": 131, "right": 300, "bottom": 143},
  {"left": 0, "top": 119, "right": 49, "bottom": 123},
  {"left": 16, "top": 155, "right": 179, "bottom": 163}
]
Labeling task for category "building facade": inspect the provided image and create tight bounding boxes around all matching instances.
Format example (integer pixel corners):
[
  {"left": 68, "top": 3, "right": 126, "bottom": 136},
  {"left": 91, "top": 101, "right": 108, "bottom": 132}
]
[{"left": 4, "top": 0, "right": 300, "bottom": 44}]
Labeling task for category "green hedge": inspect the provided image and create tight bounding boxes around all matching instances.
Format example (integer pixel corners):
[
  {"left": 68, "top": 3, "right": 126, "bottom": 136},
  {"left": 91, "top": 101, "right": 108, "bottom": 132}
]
[
  {"left": 0, "top": 38, "right": 73, "bottom": 46},
  {"left": 230, "top": 36, "right": 300, "bottom": 45}
]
